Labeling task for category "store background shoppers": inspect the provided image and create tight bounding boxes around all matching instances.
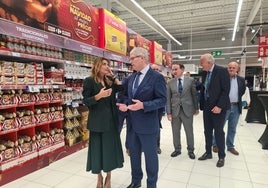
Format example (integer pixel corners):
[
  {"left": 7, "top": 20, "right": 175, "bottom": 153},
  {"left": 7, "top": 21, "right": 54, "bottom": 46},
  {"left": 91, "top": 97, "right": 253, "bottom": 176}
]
[
  {"left": 117, "top": 47, "right": 166, "bottom": 188},
  {"left": 82, "top": 57, "right": 124, "bottom": 188},
  {"left": 151, "top": 63, "right": 166, "bottom": 154}
]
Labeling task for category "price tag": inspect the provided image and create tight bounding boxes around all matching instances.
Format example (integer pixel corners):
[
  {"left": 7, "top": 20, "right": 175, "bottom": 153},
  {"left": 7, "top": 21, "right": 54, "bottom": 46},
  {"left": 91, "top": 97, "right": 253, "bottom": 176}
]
[
  {"left": 11, "top": 52, "right": 20, "bottom": 57},
  {"left": 72, "top": 101, "right": 79, "bottom": 108}
]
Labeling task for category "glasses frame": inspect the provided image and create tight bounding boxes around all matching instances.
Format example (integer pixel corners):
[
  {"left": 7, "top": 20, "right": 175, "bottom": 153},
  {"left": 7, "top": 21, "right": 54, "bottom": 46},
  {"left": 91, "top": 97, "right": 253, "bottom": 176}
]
[{"left": 130, "top": 55, "right": 142, "bottom": 61}]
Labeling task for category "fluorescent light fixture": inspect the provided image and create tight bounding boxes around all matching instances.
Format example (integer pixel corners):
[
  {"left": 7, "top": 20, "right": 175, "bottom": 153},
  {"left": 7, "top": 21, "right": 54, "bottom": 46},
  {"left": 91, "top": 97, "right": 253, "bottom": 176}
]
[
  {"left": 232, "top": 0, "right": 244, "bottom": 41},
  {"left": 114, "top": 0, "right": 182, "bottom": 46}
]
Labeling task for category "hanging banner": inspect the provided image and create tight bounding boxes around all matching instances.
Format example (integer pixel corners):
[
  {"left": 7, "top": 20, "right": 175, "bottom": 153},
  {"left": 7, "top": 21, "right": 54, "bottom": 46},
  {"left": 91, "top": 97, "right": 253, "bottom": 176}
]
[
  {"left": 150, "top": 41, "right": 163, "bottom": 65},
  {"left": 99, "top": 8, "right": 127, "bottom": 55},
  {"left": 258, "top": 35, "right": 268, "bottom": 57}
]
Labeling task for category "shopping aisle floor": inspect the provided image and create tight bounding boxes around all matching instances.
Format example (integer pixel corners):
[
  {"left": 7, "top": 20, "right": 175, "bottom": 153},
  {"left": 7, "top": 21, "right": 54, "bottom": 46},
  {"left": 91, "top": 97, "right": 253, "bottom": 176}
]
[{"left": 2, "top": 110, "right": 268, "bottom": 188}]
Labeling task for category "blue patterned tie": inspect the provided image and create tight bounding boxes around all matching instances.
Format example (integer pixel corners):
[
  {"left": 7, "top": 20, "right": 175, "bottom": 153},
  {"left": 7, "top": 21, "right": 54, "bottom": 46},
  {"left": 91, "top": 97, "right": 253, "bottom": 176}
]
[
  {"left": 204, "top": 71, "right": 211, "bottom": 100},
  {"left": 178, "top": 78, "right": 183, "bottom": 95},
  {"left": 133, "top": 72, "right": 141, "bottom": 96}
]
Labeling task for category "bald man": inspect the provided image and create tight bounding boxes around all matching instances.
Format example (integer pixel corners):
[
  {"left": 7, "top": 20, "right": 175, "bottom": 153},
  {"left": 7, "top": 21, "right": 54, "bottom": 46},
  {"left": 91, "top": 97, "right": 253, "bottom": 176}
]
[{"left": 212, "top": 61, "right": 246, "bottom": 155}]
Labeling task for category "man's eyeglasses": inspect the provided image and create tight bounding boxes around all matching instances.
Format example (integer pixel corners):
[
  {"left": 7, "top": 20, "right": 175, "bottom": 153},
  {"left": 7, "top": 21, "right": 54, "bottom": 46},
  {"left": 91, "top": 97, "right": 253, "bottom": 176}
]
[{"left": 130, "top": 55, "right": 141, "bottom": 61}]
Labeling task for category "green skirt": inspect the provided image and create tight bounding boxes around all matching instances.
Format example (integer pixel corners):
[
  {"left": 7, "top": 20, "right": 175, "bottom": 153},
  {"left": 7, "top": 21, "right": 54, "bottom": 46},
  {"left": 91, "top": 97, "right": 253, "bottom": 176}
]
[{"left": 86, "top": 129, "right": 124, "bottom": 174}]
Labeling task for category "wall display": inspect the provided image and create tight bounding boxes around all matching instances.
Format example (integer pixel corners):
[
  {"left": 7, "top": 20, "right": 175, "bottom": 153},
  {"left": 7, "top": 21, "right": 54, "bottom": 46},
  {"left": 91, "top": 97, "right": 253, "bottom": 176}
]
[
  {"left": 127, "top": 28, "right": 150, "bottom": 57},
  {"left": 150, "top": 41, "right": 163, "bottom": 65},
  {"left": 162, "top": 50, "right": 172, "bottom": 68},
  {"left": 99, "top": 8, "right": 127, "bottom": 55},
  {"left": 0, "top": 0, "right": 99, "bottom": 47}
]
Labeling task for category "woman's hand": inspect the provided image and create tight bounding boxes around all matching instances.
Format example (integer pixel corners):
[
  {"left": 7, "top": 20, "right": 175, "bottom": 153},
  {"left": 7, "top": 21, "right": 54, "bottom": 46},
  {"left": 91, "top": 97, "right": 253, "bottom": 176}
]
[{"left": 94, "top": 87, "right": 112, "bottom": 101}]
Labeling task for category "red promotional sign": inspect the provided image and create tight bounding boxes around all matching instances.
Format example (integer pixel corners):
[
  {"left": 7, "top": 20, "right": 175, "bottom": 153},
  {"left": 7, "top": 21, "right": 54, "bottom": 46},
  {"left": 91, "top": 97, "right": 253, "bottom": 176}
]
[
  {"left": 162, "top": 51, "right": 173, "bottom": 68},
  {"left": 0, "top": 0, "right": 99, "bottom": 47},
  {"left": 150, "top": 41, "right": 163, "bottom": 65},
  {"left": 258, "top": 35, "right": 268, "bottom": 57},
  {"left": 127, "top": 28, "right": 150, "bottom": 58}
]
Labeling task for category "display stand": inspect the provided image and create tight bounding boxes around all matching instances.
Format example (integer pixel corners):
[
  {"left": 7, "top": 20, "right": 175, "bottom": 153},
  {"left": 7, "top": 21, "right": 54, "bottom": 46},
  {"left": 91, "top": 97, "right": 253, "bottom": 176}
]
[
  {"left": 245, "top": 91, "right": 268, "bottom": 124},
  {"left": 0, "top": 140, "right": 88, "bottom": 186},
  {"left": 257, "top": 94, "right": 268, "bottom": 149}
]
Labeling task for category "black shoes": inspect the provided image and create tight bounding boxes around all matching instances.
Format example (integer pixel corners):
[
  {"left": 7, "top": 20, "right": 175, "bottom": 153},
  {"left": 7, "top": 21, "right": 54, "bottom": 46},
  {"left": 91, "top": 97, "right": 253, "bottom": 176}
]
[
  {"left": 157, "top": 147, "right": 162, "bottom": 154},
  {"left": 216, "top": 158, "right": 225, "bottom": 167},
  {"left": 188, "top": 152, "right": 195, "bottom": 159},
  {"left": 170, "top": 150, "right": 181, "bottom": 157},
  {"left": 126, "top": 182, "right": 141, "bottom": 188},
  {"left": 198, "top": 153, "right": 212, "bottom": 160}
]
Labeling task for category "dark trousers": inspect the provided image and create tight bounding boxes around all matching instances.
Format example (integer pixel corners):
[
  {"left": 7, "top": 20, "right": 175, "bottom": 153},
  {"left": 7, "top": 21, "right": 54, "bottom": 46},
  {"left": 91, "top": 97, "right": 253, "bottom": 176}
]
[
  {"left": 129, "top": 130, "right": 158, "bottom": 188},
  {"left": 203, "top": 104, "right": 226, "bottom": 159},
  {"left": 157, "top": 112, "right": 163, "bottom": 147}
]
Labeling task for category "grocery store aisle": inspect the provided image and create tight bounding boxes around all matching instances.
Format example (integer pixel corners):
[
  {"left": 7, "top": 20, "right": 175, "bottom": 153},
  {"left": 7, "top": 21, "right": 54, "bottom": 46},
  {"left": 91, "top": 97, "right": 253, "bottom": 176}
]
[{"left": 2, "top": 110, "right": 268, "bottom": 188}]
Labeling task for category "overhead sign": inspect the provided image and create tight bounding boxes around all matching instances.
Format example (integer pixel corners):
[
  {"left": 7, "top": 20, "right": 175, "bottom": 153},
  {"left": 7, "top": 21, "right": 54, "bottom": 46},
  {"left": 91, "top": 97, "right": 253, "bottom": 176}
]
[
  {"left": 258, "top": 35, "right": 268, "bottom": 57},
  {"left": 211, "top": 51, "right": 222, "bottom": 56}
]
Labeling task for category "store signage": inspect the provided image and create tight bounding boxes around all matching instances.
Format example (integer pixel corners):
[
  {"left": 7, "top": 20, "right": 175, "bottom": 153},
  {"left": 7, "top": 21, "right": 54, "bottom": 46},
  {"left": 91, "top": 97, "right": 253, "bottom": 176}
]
[
  {"left": 150, "top": 41, "right": 163, "bottom": 65},
  {"left": 63, "top": 38, "right": 103, "bottom": 57},
  {"left": 258, "top": 35, "right": 268, "bottom": 57},
  {"left": 0, "top": 0, "right": 99, "bottom": 47},
  {"left": 0, "top": 19, "right": 63, "bottom": 47},
  {"left": 99, "top": 8, "right": 127, "bottom": 55},
  {"left": 162, "top": 50, "right": 172, "bottom": 68},
  {"left": 127, "top": 28, "right": 150, "bottom": 56},
  {"left": 211, "top": 51, "right": 222, "bottom": 56}
]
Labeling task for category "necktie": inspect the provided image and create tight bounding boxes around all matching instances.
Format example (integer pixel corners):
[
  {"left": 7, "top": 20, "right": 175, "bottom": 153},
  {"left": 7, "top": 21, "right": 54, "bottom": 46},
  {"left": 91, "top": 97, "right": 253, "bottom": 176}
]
[
  {"left": 204, "top": 71, "right": 211, "bottom": 100},
  {"left": 133, "top": 72, "right": 141, "bottom": 96},
  {"left": 178, "top": 78, "right": 183, "bottom": 95}
]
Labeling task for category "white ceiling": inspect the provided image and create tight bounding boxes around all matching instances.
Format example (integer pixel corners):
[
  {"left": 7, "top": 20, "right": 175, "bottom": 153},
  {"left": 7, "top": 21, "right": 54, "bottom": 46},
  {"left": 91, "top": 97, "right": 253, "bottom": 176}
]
[{"left": 86, "top": 0, "right": 268, "bottom": 66}]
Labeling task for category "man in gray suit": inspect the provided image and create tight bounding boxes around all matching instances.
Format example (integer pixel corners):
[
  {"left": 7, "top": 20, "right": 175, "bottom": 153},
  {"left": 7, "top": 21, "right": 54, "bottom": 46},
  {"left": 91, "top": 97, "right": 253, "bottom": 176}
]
[{"left": 166, "top": 63, "right": 199, "bottom": 159}]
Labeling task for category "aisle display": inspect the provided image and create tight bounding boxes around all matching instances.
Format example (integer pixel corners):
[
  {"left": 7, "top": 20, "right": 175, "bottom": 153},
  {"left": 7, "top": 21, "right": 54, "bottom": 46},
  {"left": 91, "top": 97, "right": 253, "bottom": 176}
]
[{"left": 0, "top": 1, "right": 173, "bottom": 186}]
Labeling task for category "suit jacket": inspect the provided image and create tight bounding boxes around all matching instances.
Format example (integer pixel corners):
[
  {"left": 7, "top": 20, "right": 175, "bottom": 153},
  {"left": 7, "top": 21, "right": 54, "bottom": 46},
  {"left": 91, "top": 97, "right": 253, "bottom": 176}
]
[
  {"left": 234, "top": 75, "right": 246, "bottom": 114},
  {"left": 200, "top": 64, "right": 230, "bottom": 112},
  {"left": 82, "top": 77, "right": 123, "bottom": 132},
  {"left": 123, "top": 68, "right": 167, "bottom": 134},
  {"left": 166, "top": 76, "right": 199, "bottom": 118}
]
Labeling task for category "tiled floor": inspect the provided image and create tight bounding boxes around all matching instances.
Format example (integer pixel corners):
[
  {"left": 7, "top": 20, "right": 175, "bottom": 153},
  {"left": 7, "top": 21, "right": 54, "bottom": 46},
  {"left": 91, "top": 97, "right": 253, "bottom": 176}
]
[{"left": 2, "top": 110, "right": 268, "bottom": 188}]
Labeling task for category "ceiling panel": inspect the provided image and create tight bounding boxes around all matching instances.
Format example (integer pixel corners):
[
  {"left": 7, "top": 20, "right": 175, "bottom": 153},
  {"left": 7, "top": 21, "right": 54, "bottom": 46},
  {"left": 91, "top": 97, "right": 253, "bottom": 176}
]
[{"left": 85, "top": 0, "right": 268, "bottom": 66}]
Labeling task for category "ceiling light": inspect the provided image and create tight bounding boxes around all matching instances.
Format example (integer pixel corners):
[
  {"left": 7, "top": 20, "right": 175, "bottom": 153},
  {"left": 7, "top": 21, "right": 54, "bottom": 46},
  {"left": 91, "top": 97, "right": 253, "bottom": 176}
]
[
  {"left": 232, "top": 0, "right": 244, "bottom": 41},
  {"left": 250, "top": 26, "right": 255, "bottom": 33},
  {"left": 114, "top": 0, "right": 182, "bottom": 46},
  {"left": 221, "top": 36, "right": 226, "bottom": 41}
]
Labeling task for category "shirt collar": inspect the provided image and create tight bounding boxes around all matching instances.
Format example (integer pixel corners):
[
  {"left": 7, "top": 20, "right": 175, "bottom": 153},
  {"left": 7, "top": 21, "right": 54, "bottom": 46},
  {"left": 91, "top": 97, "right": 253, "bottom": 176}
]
[{"left": 140, "top": 65, "right": 150, "bottom": 75}]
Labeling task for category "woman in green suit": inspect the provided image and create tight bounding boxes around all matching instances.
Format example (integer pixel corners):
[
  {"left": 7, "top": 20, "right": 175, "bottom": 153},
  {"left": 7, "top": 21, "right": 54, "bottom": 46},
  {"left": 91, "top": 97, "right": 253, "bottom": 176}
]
[{"left": 82, "top": 57, "right": 124, "bottom": 188}]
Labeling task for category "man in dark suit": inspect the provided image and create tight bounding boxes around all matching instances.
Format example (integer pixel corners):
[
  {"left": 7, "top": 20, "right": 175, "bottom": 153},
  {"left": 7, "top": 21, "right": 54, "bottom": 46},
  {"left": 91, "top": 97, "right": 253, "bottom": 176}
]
[
  {"left": 198, "top": 53, "right": 230, "bottom": 168},
  {"left": 117, "top": 47, "right": 166, "bottom": 188},
  {"left": 212, "top": 61, "right": 246, "bottom": 155}
]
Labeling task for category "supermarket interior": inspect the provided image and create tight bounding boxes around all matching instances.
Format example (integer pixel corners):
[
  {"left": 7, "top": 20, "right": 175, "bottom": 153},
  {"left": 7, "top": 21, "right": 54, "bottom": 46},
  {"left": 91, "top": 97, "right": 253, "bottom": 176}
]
[{"left": 0, "top": 0, "right": 268, "bottom": 188}]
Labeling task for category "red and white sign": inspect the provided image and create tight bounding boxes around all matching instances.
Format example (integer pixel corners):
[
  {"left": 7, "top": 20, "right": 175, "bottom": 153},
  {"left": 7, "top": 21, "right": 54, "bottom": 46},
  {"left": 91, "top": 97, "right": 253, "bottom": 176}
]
[{"left": 258, "top": 35, "right": 268, "bottom": 57}]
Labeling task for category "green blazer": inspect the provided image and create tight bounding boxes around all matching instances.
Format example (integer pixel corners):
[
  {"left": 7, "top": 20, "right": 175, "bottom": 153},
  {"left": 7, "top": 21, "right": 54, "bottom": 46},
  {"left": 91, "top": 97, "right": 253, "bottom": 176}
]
[{"left": 82, "top": 77, "right": 124, "bottom": 132}]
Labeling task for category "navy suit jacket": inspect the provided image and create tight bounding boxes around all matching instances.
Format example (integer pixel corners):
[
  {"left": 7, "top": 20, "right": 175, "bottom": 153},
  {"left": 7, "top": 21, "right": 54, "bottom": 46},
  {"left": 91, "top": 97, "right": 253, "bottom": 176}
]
[
  {"left": 200, "top": 65, "right": 230, "bottom": 112},
  {"left": 234, "top": 75, "right": 246, "bottom": 114},
  {"left": 123, "top": 68, "right": 167, "bottom": 134}
]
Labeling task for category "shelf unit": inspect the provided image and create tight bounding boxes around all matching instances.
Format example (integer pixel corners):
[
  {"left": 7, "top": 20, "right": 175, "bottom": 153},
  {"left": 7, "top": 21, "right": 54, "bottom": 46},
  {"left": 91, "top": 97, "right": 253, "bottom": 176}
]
[{"left": 0, "top": 18, "right": 132, "bottom": 186}]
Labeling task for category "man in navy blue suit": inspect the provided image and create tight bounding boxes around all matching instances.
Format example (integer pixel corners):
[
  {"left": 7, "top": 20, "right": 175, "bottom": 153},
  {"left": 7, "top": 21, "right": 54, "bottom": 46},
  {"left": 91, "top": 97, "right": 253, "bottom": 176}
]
[
  {"left": 117, "top": 47, "right": 166, "bottom": 188},
  {"left": 198, "top": 53, "right": 230, "bottom": 168}
]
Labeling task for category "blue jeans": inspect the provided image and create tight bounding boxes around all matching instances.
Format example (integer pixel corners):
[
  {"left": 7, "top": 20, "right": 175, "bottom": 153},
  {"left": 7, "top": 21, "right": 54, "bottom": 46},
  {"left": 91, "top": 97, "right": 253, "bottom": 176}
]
[{"left": 212, "top": 104, "right": 240, "bottom": 149}]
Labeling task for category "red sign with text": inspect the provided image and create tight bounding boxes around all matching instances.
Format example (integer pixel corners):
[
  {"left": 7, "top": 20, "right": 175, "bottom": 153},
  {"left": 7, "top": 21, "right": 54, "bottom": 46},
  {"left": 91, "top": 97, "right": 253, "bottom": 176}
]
[
  {"left": 150, "top": 41, "right": 163, "bottom": 65},
  {"left": 258, "top": 35, "right": 268, "bottom": 57}
]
